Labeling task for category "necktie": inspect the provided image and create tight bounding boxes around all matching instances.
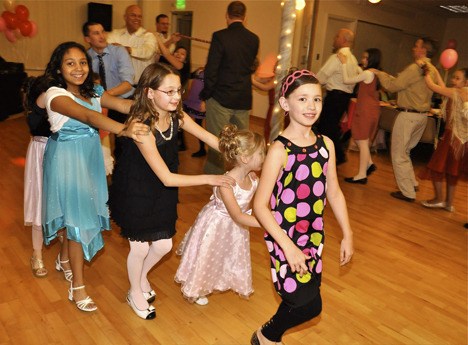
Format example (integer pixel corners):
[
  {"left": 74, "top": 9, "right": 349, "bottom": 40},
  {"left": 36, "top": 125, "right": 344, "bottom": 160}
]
[{"left": 97, "top": 54, "right": 107, "bottom": 90}]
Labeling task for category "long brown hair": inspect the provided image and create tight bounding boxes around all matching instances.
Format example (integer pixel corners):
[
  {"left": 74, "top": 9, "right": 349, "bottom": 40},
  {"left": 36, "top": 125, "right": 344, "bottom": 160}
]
[{"left": 127, "top": 63, "right": 184, "bottom": 131}]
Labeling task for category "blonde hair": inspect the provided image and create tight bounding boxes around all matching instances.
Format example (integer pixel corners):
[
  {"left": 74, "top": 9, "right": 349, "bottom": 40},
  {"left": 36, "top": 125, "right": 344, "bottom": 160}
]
[{"left": 219, "top": 124, "right": 265, "bottom": 169}]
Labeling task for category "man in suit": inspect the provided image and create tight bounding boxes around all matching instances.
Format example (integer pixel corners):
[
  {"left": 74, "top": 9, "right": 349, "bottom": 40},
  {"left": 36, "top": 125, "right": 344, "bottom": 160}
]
[{"left": 200, "top": 1, "right": 259, "bottom": 174}]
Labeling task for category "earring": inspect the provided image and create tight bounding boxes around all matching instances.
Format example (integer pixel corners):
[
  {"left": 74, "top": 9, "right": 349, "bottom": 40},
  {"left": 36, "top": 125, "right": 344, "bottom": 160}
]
[{"left": 56, "top": 70, "right": 61, "bottom": 74}]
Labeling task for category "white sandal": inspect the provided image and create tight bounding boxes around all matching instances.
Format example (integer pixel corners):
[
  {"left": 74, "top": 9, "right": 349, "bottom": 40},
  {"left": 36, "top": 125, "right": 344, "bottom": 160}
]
[
  {"left": 55, "top": 254, "right": 73, "bottom": 282},
  {"left": 68, "top": 284, "right": 97, "bottom": 312}
]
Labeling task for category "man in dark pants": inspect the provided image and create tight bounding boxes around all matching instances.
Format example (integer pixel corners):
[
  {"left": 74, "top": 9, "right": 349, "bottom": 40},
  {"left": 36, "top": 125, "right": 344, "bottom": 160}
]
[
  {"left": 200, "top": 1, "right": 259, "bottom": 174},
  {"left": 316, "top": 28, "right": 359, "bottom": 165}
]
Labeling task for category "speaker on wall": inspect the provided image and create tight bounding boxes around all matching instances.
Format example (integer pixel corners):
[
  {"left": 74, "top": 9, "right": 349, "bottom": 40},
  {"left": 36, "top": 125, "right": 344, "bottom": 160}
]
[{"left": 87, "top": 2, "right": 112, "bottom": 32}]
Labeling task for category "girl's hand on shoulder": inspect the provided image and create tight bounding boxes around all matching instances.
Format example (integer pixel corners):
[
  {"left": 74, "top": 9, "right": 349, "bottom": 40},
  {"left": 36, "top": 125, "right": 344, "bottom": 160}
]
[
  {"left": 283, "top": 243, "right": 311, "bottom": 275},
  {"left": 206, "top": 174, "right": 235, "bottom": 188},
  {"left": 121, "top": 120, "right": 150, "bottom": 143},
  {"left": 340, "top": 236, "right": 354, "bottom": 266},
  {"left": 338, "top": 52, "right": 347, "bottom": 64}
]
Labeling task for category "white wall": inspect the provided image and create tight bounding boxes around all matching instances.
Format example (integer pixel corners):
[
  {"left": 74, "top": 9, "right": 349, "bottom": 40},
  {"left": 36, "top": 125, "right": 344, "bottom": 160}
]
[{"left": 1, "top": 0, "right": 464, "bottom": 118}]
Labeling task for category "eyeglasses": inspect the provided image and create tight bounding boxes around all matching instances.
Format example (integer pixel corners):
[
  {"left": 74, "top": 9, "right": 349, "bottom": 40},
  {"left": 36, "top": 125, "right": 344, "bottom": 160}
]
[{"left": 156, "top": 88, "right": 185, "bottom": 97}]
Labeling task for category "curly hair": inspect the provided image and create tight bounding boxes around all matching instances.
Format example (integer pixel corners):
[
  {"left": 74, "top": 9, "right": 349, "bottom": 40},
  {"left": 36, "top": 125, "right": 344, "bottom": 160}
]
[
  {"left": 127, "top": 62, "right": 184, "bottom": 132},
  {"left": 43, "top": 41, "right": 96, "bottom": 98},
  {"left": 218, "top": 124, "right": 266, "bottom": 169}
]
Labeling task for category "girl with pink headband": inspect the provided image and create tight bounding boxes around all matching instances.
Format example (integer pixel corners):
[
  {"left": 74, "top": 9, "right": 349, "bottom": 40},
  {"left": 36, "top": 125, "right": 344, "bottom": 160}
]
[{"left": 252, "top": 68, "right": 354, "bottom": 344}]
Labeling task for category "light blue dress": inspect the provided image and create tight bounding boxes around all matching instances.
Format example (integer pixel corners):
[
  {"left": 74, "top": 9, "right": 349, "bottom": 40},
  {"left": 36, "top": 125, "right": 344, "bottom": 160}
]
[{"left": 42, "top": 86, "right": 110, "bottom": 261}]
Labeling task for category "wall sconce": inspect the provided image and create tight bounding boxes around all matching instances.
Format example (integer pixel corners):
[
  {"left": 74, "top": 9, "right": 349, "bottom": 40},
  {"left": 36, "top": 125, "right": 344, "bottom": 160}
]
[{"left": 295, "top": 0, "right": 306, "bottom": 10}]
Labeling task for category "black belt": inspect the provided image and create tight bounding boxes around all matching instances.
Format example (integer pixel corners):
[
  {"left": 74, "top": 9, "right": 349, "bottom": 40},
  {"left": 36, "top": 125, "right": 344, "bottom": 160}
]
[
  {"left": 396, "top": 107, "right": 429, "bottom": 114},
  {"left": 329, "top": 89, "right": 352, "bottom": 95}
]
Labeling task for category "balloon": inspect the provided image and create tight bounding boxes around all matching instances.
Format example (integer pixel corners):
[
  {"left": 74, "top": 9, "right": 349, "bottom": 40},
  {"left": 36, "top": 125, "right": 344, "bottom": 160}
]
[
  {"left": 2, "top": 10, "right": 17, "bottom": 29},
  {"left": 4, "top": 28, "right": 16, "bottom": 42},
  {"left": 13, "top": 26, "right": 21, "bottom": 38},
  {"left": 3, "top": 0, "right": 15, "bottom": 11},
  {"left": 0, "top": 16, "right": 5, "bottom": 32},
  {"left": 14, "top": 4, "right": 28, "bottom": 21},
  {"left": 28, "top": 20, "right": 37, "bottom": 37},
  {"left": 446, "top": 39, "right": 457, "bottom": 50},
  {"left": 439, "top": 49, "right": 458, "bottom": 70},
  {"left": 18, "top": 19, "right": 31, "bottom": 36}
]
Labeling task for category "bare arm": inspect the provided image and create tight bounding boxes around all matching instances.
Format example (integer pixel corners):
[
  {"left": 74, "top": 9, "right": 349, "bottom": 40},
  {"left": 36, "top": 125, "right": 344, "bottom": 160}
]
[
  {"left": 106, "top": 81, "right": 133, "bottom": 98},
  {"left": 218, "top": 174, "right": 261, "bottom": 228},
  {"left": 135, "top": 131, "right": 234, "bottom": 187},
  {"left": 252, "top": 75, "right": 275, "bottom": 91},
  {"left": 180, "top": 112, "right": 220, "bottom": 151},
  {"left": 100, "top": 92, "right": 133, "bottom": 114},
  {"left": 156, "top": 35, "right": 183, "bottom": 70},
  {"left": 253, "top": 142, "right": 310, "bottom": 275},
  {"left": 49, "top": 95, "right": 147, "bottom": 140},
  {"left": 322, "top": 136, "right": 354, "bottom": 265},
  {"left": 423, "top": 65, "right": 455, "bottom": 99}
]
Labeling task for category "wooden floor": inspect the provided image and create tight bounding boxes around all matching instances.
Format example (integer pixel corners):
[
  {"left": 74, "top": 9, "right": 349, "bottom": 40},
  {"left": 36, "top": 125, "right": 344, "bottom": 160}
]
[{"left": 0, "top": 114, "right": 466, "bottom": 345}]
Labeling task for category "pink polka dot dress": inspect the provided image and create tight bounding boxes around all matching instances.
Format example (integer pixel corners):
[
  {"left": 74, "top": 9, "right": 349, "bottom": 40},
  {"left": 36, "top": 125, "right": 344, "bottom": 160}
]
[
  {"left": 266, "top": 134, "right": 328, "bottom": 307},
  {"left": 175, "top": 174, "right": 258, "bottom": 302}
]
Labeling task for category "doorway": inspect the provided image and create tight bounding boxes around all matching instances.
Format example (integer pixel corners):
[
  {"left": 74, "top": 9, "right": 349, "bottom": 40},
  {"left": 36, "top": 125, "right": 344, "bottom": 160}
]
[{"left": 172, "top": 11, "right": 193, "bottom": 59}]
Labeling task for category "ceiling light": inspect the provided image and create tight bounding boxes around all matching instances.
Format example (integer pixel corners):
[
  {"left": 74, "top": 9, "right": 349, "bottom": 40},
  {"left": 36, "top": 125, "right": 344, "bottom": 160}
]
[
  {"left": 368, "top": 0, "right": 382, "bottom": 3},
  {"left": 439, "top": 5, "right": 468, "bottom": 13}
]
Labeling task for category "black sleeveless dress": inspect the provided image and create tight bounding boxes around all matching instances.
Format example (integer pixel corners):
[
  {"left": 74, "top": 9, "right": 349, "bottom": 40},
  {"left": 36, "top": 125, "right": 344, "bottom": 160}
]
[{"left": 109, "top": 117, "right": 179, "bottom": 242}]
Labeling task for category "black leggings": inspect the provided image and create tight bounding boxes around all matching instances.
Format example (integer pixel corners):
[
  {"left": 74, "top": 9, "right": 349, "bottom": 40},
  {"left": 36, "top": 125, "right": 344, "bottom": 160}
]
[{"left": 260, "top": 292, "right": 322, "bottom": 342}]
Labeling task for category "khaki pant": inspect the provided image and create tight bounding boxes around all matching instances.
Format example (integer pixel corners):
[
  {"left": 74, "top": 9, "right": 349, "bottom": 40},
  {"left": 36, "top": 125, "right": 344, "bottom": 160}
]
[
  {"left": 391, "top": 111, "right": 427, "bottom": 198},
  {"left": 204, "top": 98, "right": 250, "bottom": 174}
]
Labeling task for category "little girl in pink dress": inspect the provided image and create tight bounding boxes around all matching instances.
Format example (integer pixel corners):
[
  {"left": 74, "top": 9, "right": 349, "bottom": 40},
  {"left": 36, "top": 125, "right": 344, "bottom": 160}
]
[{"left": 175, "top": 124, "right": 265, "bottom": 305}]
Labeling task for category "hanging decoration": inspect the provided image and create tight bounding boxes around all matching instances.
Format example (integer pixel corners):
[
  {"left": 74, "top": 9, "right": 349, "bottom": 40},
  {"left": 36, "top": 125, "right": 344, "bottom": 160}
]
[
  {"left": 0, "top": 1, "right": 38, "bottom": 43},
  {"left": 269, "top": 0, "right": 297, "bottom": 142}
]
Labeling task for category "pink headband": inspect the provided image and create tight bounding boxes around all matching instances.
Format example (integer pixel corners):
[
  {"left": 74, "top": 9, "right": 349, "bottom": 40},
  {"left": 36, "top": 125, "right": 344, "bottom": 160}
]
[{"left": 281, "top": 69, "right": 317, "bottom": 97}]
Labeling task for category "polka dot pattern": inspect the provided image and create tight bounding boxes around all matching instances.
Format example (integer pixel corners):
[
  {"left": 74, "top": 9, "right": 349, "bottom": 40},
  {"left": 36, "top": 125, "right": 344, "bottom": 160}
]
[{"left": 265, "top": 134, "right": 328, "bottom": 305}]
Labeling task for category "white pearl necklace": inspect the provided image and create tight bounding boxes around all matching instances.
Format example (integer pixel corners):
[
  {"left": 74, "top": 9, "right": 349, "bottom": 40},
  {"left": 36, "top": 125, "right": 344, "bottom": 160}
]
[{"left": 154, "top": 117, "right": 174, "bottom": 141}]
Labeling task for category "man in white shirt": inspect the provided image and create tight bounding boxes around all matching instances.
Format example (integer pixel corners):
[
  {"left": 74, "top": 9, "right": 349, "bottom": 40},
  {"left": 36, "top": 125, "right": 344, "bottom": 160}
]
[
  {"left": 107, "top": 5, "right": 156, "bottom": 84},
  {"left": 316, "top": 28, "right": 359, "bottom": 165},
  {"left": 154, "top": 14, "right": 181, "bottom": 62}
]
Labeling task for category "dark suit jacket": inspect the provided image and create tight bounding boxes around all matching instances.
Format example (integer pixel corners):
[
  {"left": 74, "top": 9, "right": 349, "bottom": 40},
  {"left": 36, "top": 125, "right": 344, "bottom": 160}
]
[{"left": 200, "top": 22, "right": 259, "bottom": 110}]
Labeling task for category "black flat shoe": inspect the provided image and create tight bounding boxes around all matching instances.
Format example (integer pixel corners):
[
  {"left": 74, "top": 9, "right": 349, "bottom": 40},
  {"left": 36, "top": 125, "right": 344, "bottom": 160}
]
[
  {"left": 344, "top": 177, "right": 367, "bottom": 184},
  {"left": 250, "top": 331, "right": 260, "bottom": 345},
  {"left": 390, "top": 191, "right": 414, "bottom": 202},
  {"left": 191, "top": 149, "right": 206, "bottom": 157},
  {"left": 366, "top": 164, "right": 377, "bottom": 176}
]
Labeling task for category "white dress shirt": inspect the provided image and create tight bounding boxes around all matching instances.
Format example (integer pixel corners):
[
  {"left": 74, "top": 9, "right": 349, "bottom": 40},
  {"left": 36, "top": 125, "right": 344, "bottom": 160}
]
[
  {"left": 316, "top": 47, "right": 360, "bottom": 94},
  {"left": 107, "top": 27, "right": 156, "bottom": 84}
]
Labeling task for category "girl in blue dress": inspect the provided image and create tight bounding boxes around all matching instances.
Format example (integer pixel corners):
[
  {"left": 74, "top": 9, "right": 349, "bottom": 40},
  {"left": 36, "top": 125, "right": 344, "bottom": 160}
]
[
  {"left": 252, "top": 69, "right": 354, "bottom": 344},
  {"left": 39, "top": 42, "right": 148, "bottom": 312}
]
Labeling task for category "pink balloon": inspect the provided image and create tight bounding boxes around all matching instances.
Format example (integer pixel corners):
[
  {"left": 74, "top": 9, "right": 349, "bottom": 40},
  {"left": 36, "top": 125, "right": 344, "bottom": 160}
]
[
  {"left": 28, "top": 20, "right": 37, "bottom": 37},
  {"left": 439, "top": 49, "right": 458, "bottom": 70},
  {"left": 4, "top": 28, "right": 16, "bottom": 42},
  {"left": 446, "top": 39, "right": 457, "bottom": 50},
  {"left": 0, "top": 16, "right": 5, "bottom": 32}
]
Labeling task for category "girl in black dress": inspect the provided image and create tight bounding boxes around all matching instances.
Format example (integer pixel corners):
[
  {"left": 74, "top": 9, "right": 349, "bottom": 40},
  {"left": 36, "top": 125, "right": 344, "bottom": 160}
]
[{"left": 109, "top": 63, "right": 233, "bottom": 320}]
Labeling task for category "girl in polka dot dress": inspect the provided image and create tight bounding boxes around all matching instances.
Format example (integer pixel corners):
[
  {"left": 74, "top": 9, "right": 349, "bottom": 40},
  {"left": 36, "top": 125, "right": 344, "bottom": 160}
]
[
  {"left": 251, "top": 69, "right": 354, "bottom": 344},
  {"left": 175, "top": 124, "right": 265, "bottom": 306}
]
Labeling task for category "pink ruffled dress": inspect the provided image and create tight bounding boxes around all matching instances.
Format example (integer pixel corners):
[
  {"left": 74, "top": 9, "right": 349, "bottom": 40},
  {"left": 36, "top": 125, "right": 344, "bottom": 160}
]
[{"left": 175, "top": 174, "right": 257, "bottom": 301}]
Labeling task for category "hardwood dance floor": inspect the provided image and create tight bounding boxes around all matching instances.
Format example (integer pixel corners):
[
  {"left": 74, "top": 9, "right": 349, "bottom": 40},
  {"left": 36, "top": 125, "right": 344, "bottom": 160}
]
[{"left": 0, "top": 114, "right": 466, "bottom": 345}]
